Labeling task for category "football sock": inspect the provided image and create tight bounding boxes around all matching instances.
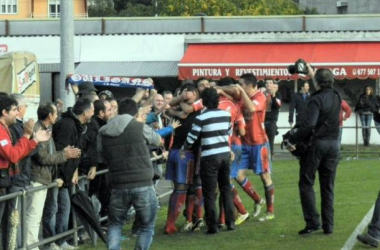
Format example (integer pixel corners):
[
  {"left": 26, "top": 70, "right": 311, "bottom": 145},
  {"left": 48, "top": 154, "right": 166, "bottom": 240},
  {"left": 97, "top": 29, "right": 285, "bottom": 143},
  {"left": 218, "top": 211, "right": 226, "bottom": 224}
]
[
  {"left": 218, "top": 195, "right": 225, "bottom": 224},
  {"left": 186, "top": 195, "right": 195, "bottom": 222},
  {"left": 264, "top": 184, "right": 274, "bottom": 213},
  {"left": 237, "top": 178, "right": 261, "bottom": 203},
  {"left": 231, "top": 184, "right": 247, "bottom": 214},
  {"left": 195, "top": 185, "right": 203, "bottom": 219},
  {"left": 165, "top": 190, "right": 186, "bottom": 231}
]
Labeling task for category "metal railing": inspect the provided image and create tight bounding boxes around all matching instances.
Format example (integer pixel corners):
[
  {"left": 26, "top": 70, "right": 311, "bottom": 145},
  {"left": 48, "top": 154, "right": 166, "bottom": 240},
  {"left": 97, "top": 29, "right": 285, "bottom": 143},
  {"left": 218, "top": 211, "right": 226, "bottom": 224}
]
[
  {"left": 276, "top": 114, "right": 380, "bottom": 160},
  {"left": 0, "top": 155, "right": 163, "bottom": 250}
]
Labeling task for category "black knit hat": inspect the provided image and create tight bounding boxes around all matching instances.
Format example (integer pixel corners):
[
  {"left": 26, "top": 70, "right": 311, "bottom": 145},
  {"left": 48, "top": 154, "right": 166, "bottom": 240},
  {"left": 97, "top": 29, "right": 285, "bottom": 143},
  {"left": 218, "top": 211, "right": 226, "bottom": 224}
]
[{"left": 77, "top": 82, "right": 97, "bottom": 95}]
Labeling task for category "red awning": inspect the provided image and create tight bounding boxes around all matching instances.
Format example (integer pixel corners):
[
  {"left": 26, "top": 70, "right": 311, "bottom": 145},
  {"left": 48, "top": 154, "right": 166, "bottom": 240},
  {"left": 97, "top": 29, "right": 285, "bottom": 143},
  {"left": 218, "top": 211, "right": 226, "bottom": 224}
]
[{"left": 178, "top": 43, "right": 380, "bottom": 80}]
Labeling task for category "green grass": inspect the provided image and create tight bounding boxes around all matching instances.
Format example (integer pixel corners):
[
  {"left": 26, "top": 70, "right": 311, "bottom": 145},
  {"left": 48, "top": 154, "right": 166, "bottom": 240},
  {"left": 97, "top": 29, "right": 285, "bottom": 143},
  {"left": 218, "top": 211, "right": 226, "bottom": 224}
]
[
  {"left": 340, "top": 144, "right": 380, "bottom": 159},
  {"left": 273, "top": 144, "right": 380, "bottom": 160},
  {"left": 79, "top": 159, "right": 380, "bottom": 250}
]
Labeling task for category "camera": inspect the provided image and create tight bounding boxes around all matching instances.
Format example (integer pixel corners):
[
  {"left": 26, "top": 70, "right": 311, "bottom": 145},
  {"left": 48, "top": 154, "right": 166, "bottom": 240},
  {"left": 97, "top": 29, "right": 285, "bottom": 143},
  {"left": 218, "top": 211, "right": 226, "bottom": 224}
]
[{"left": 288, "top": 59, "right": 309, "bottom": 75}]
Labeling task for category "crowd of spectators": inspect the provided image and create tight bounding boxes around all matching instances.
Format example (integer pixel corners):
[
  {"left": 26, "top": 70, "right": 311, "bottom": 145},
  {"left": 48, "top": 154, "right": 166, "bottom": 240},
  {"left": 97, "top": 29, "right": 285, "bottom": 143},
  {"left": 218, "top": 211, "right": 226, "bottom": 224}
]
[{"left": 0, "top": 71, "right": 379, "bottom": 250}]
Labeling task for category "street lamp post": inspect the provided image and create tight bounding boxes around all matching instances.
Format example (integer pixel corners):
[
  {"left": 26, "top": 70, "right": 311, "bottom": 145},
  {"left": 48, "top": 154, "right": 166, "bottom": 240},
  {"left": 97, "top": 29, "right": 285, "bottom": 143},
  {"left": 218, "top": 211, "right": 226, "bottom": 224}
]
[{"left": 58, "top": 0, "right": 75, "bottom": 110}]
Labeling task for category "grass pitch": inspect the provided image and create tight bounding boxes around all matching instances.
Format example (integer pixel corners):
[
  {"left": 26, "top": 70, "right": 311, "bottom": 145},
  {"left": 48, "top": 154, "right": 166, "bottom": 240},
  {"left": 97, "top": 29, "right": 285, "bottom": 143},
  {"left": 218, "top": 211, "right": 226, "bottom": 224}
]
[{"left": 80, "top": 159, "right": 380, "bottom": 250}]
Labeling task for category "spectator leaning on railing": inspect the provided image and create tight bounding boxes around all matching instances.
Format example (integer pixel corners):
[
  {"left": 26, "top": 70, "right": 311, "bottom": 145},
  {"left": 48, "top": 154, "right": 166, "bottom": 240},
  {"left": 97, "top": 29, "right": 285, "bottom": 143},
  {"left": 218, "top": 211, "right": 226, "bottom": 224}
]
[
  {"left": 7, "top": 93, "right": 35, "bottom": 249},
  {"left": 28, "top": 103, "right": 81, "bottom": 250},
  {"left": 88, "top": 99, "right": 113, "bottom": 218},
  {"left": 0, "top": 95, "right": 51, "bottom": 242},
  {"left": 43, "top": 98, "right": 94, "bottom": 250}
]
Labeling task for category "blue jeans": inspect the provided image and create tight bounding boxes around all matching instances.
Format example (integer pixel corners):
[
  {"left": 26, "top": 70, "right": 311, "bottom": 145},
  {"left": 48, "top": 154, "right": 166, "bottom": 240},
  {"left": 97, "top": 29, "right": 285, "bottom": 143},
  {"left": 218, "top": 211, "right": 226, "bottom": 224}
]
[
  {"left": 360, "top": 113, "right": 373, "bottom": 128},
  {"left": 108, "top": 186, "right": 158, "bottom": 250},
  {"left": 359, "top": 113, "right": 373, "bottom": 145},
  {"left": 42, "top": 187, "right": 71, "bottom": 246}
]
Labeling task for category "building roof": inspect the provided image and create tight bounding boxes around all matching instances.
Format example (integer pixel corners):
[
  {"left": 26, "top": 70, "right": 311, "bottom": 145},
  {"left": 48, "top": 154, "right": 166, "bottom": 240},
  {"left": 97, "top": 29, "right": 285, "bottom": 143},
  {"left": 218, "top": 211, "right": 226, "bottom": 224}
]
[
  {"left": 74, "top": 61, "right": 179, "bottom": 77},
  {"left": 1, "top": 15, "right": 380, "bottom": 36}
]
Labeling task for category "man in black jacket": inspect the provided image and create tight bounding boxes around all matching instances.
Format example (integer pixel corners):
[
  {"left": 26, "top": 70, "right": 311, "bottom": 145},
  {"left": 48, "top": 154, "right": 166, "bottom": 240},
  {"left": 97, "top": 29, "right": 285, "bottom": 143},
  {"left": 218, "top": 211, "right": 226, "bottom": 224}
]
[
  {"left": 43, "top": 98, "right": 94, "bottom": 250},
  {"left": 371, "top": 94, "right": 380, "bottom": 136},
  {"left": 288, "top": 81, "right": 310, "bottom": 127},
  {"left": 287, "top": 67, "right": 341, "bottom": 235},
  {"left": 88, "top": 99, "right": 112, "bottom": 217},
  {"left": 264, "top": 79, "right": 282, "bottom": 158},
  {"left": 98, "top": 98, "right": 161, "bottom": 250}
]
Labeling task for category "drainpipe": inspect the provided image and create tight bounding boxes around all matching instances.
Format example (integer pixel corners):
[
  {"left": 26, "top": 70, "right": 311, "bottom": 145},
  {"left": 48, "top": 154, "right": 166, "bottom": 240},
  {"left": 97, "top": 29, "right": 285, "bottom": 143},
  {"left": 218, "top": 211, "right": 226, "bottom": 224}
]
[
  {"left": 84, "top": 0, "right": 88, "bottom": 17},
  {"left": 31, "top": 0, "right": 34, "bottom": 18}
]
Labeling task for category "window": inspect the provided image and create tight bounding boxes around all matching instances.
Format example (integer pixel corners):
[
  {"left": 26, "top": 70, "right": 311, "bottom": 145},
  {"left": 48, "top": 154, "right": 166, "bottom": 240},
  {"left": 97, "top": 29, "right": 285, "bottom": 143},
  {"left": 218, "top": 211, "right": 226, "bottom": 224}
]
[
  {"left": 337, "top": 0, "right": 348, "bottom": 14},
  {"left": 0, "top": 0, "right": 18, "bottom": 14},
  {"left": 337, "top": 6, "right": 348, "bottom": 14},
  {"left": 49, "top": 0, "right": 60, "bottom": 18}
]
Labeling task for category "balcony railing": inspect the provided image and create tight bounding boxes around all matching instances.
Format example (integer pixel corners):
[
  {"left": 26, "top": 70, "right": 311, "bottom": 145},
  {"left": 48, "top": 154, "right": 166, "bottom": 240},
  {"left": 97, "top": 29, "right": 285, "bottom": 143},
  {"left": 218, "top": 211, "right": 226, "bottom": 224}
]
[{"left": 30, "top": 13, "right": 88, "bottom": 18}]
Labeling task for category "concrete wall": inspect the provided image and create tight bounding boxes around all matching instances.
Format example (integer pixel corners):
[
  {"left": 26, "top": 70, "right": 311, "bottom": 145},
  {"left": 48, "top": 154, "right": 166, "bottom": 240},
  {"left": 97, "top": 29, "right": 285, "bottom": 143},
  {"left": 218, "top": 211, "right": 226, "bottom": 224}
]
[{"left": 349, "top": 0, "right": 380, "bottom": 14}]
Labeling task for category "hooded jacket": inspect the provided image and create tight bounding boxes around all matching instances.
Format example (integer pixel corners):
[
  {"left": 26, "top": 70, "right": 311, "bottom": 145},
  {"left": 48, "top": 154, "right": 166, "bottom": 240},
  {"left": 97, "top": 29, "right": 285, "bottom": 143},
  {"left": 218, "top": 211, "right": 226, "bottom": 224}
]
[
  {"left": 53, "top": 108, "right": 86, "bottom": 187},
  {"left": 98, "top": 114, "right": 161, "bottom": 190}
]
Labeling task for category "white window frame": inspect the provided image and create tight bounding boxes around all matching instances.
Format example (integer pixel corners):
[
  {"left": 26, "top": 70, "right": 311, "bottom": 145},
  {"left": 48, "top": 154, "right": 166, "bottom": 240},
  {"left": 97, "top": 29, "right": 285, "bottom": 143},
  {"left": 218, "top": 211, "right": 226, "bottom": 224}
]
[
  {"left": 48, "top": 0, "right": 60, "bottom": 18},
  {"left": 0, "top": 0, "right": 18, "bottom": 15}
]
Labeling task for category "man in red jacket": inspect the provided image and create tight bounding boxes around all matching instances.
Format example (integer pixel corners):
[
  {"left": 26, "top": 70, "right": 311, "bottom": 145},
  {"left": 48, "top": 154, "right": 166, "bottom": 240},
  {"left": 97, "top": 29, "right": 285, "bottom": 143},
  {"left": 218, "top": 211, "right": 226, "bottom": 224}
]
[
  {"left": 339, "top": 99, "right": 352, "bottom": 148},
  {"left": 0, "top": 95, "right": 50, "bottom": 240}
]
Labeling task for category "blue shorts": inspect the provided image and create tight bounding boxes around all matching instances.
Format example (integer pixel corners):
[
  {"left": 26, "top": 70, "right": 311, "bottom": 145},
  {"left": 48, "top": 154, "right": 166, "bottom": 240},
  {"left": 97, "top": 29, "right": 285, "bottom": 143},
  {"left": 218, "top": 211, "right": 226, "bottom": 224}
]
[
  {"left": 238, "top": 143, "right": 272, "bottom": 175},
  {"left": 165, "top": 149, "right": 195, "bottom": 184},
  {"left": 230, "top": 144, "right": 242, "bottom": 178}
]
